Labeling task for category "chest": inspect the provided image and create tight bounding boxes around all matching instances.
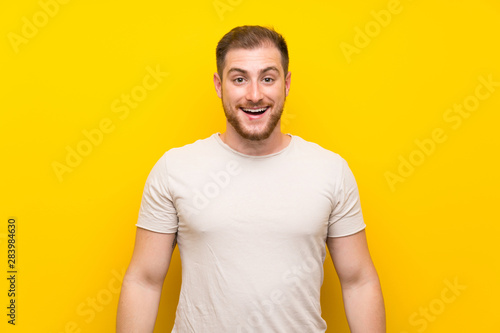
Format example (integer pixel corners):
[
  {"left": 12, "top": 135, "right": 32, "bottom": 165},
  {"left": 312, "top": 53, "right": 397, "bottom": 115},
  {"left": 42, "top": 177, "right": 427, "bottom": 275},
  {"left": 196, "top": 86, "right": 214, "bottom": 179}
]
[{"left": 171, "top": 161, "right": 335, "bottom": 241}]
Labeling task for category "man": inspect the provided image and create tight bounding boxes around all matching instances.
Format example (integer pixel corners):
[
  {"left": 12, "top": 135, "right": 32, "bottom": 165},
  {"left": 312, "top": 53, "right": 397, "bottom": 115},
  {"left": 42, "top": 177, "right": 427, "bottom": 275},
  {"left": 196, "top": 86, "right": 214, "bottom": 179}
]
[{"left": 117, "top": 25, "right": 385, "bottom": 332}]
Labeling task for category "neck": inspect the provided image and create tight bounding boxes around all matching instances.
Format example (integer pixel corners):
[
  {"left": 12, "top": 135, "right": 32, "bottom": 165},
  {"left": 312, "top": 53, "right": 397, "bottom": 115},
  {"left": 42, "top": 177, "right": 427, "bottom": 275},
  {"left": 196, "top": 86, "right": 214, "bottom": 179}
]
[{"left": 219, "top": 128, "right": 291, "bottom": 156}]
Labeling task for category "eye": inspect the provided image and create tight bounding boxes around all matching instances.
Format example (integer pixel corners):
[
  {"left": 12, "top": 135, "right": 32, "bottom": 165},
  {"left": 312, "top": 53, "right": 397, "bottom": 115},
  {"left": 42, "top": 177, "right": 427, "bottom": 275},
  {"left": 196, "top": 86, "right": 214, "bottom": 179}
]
[
  {"left": 233, "top": 77, "right": 245, "bottom": 84},
  {"left": 263, "top": 77, "right": 274, "bottom": 83}
]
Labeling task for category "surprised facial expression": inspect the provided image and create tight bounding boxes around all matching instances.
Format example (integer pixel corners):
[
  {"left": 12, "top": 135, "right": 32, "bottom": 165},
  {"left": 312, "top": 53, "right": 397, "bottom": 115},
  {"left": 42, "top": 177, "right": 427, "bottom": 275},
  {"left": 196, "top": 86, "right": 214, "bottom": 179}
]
[{"left": 216, "top": 44, "right": 291, "bottom": 141}]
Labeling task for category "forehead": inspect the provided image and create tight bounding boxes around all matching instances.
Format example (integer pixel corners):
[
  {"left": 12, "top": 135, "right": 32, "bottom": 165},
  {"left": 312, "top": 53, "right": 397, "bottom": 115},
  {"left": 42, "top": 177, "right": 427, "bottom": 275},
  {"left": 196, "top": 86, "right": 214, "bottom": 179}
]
[{"left": 224, "top": 44, "right": 283, "bottom": 75}]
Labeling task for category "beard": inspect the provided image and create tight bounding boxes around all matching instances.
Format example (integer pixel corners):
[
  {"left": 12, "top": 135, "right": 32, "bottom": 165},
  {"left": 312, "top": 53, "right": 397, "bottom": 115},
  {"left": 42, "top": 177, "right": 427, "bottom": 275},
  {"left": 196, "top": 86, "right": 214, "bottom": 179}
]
[{"left": 221, "top": 90, "right": 286, "bottom": 141}]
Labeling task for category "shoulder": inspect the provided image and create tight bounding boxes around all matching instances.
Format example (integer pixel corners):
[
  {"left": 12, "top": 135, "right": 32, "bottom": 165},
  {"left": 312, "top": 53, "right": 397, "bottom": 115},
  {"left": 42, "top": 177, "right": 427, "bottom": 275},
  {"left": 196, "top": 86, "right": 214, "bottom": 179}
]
[
  {"left": 291, "top": 135, "right": 349, "bottom": 170},
  {"left": 161, "top": 134, "right": 215, "bottom": 164}
]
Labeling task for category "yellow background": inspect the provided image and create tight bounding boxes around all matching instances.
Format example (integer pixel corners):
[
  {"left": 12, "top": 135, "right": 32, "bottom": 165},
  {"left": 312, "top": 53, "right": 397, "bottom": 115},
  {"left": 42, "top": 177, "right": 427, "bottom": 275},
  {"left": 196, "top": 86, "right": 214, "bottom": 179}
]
[{"left": 1, "top": 0, "right": 499, "bottom": 332}]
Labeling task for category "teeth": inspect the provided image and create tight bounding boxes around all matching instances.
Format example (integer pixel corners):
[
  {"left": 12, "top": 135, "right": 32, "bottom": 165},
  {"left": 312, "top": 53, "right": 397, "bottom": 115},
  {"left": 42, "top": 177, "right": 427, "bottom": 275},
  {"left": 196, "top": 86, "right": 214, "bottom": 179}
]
[{"left": 241, "top": 107, "right": 268, "bottom": 113}]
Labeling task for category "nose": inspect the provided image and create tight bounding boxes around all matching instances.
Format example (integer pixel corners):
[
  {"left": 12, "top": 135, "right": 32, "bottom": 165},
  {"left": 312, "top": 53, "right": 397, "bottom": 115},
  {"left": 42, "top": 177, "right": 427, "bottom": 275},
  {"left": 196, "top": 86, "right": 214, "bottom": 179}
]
[{"left": 245, "top": 80, "right": 264, "bottom": 103}]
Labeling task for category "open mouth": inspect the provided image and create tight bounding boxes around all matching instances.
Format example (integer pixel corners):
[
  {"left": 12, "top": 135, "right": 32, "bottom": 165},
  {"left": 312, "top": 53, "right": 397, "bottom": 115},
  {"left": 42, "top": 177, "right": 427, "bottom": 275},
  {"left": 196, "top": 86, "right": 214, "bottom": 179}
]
[{"left": 240, "top": 106, "right": 269, "bottom": 115}]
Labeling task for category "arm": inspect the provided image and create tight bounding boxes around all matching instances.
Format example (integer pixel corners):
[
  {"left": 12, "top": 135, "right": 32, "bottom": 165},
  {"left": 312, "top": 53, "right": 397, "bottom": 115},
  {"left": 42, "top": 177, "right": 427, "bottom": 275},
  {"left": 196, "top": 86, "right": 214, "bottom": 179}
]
[
  {"left": 116, "top": 227, "right": 177, "bottom": 333},
  {"left": 327, "top": 229, "right": 385, "bottom": 332}
]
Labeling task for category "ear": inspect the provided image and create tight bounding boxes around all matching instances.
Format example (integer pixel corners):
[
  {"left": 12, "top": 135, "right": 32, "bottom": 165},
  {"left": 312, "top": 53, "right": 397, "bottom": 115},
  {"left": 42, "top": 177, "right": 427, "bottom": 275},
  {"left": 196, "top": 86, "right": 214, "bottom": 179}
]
[
  {"left": 285, "top": 71, "right": 291, "bottom": 97},
  {"left": 214, "top": 72, "right": 222, "bottom": 98}
]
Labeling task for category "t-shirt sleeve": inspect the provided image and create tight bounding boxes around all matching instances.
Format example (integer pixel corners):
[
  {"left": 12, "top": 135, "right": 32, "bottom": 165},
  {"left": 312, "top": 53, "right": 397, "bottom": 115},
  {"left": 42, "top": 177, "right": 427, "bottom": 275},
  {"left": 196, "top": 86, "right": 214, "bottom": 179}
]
[
  {"left": 327, "top": 158, "right": 366, "bottom": 237},
  {"left": 135, "top": 152, "right": 179, "bottom": 233}
]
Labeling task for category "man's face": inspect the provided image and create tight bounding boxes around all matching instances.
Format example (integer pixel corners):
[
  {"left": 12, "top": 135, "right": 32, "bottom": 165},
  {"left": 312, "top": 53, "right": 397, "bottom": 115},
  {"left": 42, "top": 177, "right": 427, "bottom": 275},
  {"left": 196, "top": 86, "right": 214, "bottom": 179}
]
[{"left": 214, "top": 44, "right": 291, "bottom": 141}]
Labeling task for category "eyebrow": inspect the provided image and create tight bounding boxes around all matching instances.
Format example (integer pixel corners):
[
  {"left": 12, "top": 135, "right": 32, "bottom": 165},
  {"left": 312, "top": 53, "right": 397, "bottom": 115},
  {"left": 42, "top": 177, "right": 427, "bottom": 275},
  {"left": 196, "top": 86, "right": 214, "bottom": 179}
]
[{"left": 226, "top": 66, "right": 280, "bottom": 76}]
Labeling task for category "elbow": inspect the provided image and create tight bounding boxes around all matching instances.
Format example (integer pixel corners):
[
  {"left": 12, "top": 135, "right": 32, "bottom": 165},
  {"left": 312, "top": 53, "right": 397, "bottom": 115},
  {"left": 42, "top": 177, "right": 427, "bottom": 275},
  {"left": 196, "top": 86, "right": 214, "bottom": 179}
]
[
  {"left": 341, "top": 265, "right": 381, "bottom": 292},
  {"left": 122, "top": 267, "right": 165, "bottom": 293}
]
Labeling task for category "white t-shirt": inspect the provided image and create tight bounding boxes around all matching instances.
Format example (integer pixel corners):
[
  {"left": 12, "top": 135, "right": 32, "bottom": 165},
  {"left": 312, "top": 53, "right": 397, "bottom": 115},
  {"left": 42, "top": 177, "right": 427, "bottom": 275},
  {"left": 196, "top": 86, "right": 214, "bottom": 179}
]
[{"left": 136, "top": 132, "right": 366, "bottom": 332}]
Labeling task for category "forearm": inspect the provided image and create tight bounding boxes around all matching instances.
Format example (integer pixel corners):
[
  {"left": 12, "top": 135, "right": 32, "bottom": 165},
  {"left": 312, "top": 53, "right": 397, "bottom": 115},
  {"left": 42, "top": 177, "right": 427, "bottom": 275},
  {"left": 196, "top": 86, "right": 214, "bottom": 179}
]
[
  {"left": 116, "top": 277, "right": 163, "bottom": 333},
  {"left": 341, "top": 277, "right": 386, "bottom": 333}
]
